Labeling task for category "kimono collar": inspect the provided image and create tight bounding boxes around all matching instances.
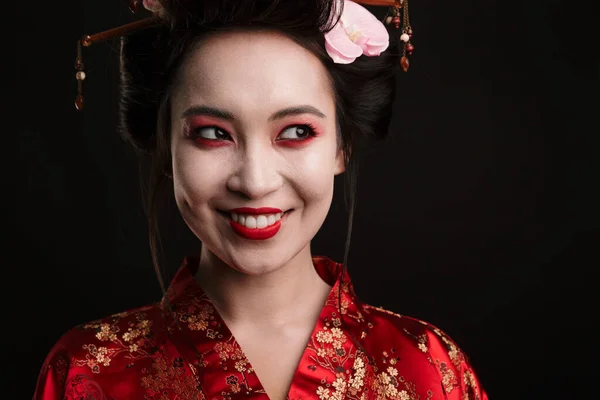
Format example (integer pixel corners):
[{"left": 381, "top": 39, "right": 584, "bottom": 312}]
[{"left": 157, "top": 256, "right": 373, "bottom": 398}]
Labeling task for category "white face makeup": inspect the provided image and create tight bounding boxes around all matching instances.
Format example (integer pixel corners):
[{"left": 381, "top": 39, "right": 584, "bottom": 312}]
[{"left": 170, "top": 30, "right": 345, "bottom": 276}]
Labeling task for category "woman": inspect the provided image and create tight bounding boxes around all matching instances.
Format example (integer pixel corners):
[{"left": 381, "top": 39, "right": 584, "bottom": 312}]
[{"left": 35, "top": 0, "right": 488, "bottom": 399}]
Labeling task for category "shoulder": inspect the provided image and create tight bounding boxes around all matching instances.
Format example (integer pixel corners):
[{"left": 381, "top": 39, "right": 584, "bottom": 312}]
[
  {"left": 34, "top": 301, "right": 164, "bottom": 399},
  {"left": 363, "top": 304, "right": 464, "bottom": 357},
  {"left": 361, "top": 304, "right": 488, "bottom": 400},
  {"left": 54, "top": 301, "right": 162, "bottom": 364}
]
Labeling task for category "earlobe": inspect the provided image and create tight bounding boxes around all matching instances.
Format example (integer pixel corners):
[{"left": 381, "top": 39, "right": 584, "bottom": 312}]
[{"left": 334, "top": 151, "right": 346, "bottom": 175}]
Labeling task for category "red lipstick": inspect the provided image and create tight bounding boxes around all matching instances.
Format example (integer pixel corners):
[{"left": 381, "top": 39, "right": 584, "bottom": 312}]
[
  {"left": 227, "top": 207, "right": 285, "bottom": 240},
  {"left": 229, "top": 207, "right": 282, "bottom": 214}
]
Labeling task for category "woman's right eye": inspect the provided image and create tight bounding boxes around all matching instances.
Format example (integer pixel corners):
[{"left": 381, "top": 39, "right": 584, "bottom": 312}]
[{"left": 191, "top": 126, "right": 231, "bottom": 141}]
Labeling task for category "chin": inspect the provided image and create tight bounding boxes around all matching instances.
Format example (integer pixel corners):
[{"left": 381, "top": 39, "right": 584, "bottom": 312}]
[{"left": 206, "top": 244, "right": 308, "bottom": 277}]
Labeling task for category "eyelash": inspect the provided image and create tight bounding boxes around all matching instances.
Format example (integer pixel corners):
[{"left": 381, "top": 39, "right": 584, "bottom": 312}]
[{"left": 188, "top": 123, "right": 319, "bottom": 144}]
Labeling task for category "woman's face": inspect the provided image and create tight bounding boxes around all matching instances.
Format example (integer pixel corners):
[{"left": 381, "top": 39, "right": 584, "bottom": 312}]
[{"left": 170, "top": 30, "right": 344, "bottom": 275}]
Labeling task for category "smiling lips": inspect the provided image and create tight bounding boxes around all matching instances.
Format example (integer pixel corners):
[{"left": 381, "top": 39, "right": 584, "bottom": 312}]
[{"left": 227, "top": 207, "right": 286, "bottom": 240}]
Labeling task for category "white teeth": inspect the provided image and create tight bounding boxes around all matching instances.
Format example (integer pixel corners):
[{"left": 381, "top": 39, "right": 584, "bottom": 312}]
[
  {"left": 228, "top": 212, "right": 285, "bottom": 229},
  {"left": 256, "top": 215, "right": 268, "bottom": 229},
  {"left": 245, "top": 216, "right": 257, "bottom": 228}
]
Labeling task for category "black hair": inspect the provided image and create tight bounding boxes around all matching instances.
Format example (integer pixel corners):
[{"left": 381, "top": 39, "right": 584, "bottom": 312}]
[{"left": 118, "top": 0, "right": 398, "bottom": 359}]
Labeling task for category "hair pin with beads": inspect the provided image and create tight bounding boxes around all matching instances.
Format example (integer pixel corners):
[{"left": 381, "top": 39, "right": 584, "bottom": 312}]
[{"left": 382, "top": 0, "right": 413, "bottom": 72}]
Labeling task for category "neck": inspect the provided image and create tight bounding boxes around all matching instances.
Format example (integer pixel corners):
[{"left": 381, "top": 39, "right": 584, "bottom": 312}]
[{"left": 195, "top": 245, "right": 332, "bottom": 329}]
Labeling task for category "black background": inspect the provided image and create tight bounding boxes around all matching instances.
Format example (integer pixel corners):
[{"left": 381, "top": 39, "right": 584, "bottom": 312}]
[{"left": 8, "top": 0, "right": 598, "bottom": 398}]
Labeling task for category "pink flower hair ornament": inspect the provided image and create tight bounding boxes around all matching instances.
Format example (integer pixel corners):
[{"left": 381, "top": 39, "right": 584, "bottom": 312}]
[
  {"left": 141, "top": 0, "right": 389, "bottom": 64},
  {"left": 324, "top": 0, "right": 390, "bottom": 64}
]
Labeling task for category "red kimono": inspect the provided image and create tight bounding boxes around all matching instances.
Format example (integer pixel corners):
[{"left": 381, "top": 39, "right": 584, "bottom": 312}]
[{"left": 35, "top": 256, "right": 488, "bottom": 399}]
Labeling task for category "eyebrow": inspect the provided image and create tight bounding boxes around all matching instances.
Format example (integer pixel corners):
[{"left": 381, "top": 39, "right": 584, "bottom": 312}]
[{"left": 181, "top": 105, "right": 327, "bottom": 121}]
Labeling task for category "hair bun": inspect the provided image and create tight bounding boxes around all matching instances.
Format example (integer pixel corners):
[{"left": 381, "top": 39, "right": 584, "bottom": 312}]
[{"left": 158, "top": 0, "right": 338, "bottom": 32}]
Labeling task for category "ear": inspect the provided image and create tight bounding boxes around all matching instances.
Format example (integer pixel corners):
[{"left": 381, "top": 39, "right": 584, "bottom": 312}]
[{"left": 334, "top": 148, "right": 346, "bottom": 175}]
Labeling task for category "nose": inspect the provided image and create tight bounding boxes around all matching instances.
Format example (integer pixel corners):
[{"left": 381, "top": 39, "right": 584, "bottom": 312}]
[{"left": 226, "top": 142, "right": 283, "bottom": 199}]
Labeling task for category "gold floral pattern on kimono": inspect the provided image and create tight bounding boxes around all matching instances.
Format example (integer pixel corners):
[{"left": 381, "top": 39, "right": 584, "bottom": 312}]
[
  {"left": 35, "top": 256, "right": 488, "bottom": 400},
  {"left": 69, "top": 312, "right": 156, "bottom": 374},
  {"left": 140, "top": 351, "right": 204, "bottom": 400}
]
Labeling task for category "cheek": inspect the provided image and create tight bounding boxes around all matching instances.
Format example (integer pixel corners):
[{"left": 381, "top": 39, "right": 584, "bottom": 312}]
[
  {"left": 289, "top": 144, "right": 337, "bottom": 201},
  {"left": 172, "top": 145, "right": 228, "bottom": 208}
]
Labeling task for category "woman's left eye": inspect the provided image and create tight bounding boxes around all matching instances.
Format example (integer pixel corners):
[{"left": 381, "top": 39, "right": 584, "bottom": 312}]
[{"left": 277, "top": 125, "right": 316, "bottom": 141}]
